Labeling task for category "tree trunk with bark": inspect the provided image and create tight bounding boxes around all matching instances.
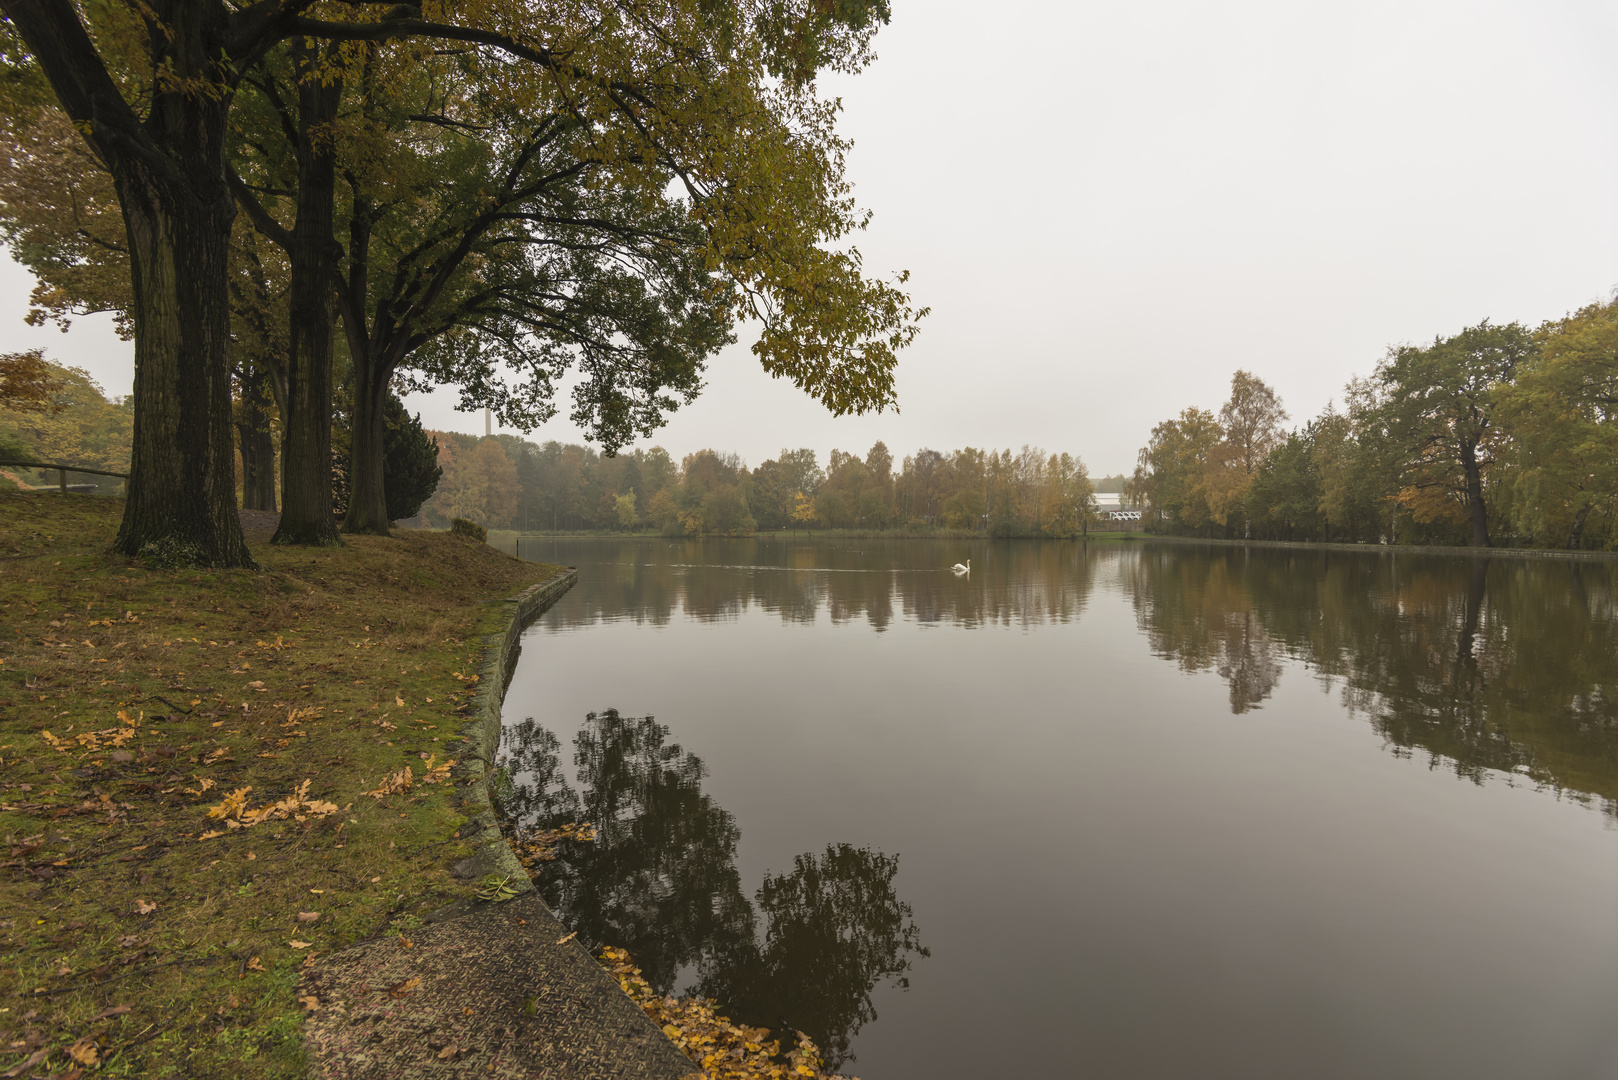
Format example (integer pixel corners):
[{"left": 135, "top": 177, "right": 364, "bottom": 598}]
[
  {"left": 1567, "top": 502, "right": 1592, "bottom": 550},
  {"left": 337, "top": 201, "right": 395, "bottom": 536},
  {"left": 1460, "top": 440, "right": 1491, "bottom": 548},
  {"left": 113, "top": 167, "right": 252, "bottom": 565},
  {"left": 237, "top": 365, "right": 278, "bottom": 512},
  {"left": 2, "top": 0, "right": 251, "bottom": 567},
  {"left": 272, "top": 44, "right": 343, "bottom": 547},
  {"left": 343, "top": 351, "right": 394, "bottom": 534}
]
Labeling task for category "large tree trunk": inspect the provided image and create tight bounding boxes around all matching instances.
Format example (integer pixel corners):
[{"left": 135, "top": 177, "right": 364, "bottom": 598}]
[
  {"left": 338, "top": 200, "right": 394, "bottom": 537},
  {"left": 113, "top": 168, "right": 252, "bottom": 566},
  {"left": 237, "top": 365, "right": 278, "bottom": 512},
  {"left": 343, "top": 354, "right": 394, "bottom": 534},
  {"left": 1460, "top": 441, "right": 1491, "bottom": 548},
  {"left": 272, "top": 44, "right": 343, "bottom": 546},
  {"left": 3, "top": 0, "right": 253, "bottom": 567}
]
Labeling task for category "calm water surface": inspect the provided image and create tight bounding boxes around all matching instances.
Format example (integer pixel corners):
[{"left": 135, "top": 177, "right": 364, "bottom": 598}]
[{"left": 496, "top": 538, "right": 1618, "bottom": 1079}]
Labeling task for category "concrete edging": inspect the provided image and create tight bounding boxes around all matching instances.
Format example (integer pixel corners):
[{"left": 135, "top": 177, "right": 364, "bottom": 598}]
[{"left": 451, "top": 567, "right": 579, "bottom": 892}]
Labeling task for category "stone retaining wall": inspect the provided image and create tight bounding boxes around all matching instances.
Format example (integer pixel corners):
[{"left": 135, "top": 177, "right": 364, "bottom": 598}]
[{"left": 451, "top": 568, "right": 578, "bottom": 892}]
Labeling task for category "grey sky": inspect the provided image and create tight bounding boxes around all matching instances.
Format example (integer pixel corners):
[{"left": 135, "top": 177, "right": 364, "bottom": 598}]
[{"left": 4, "top": 0, "right": 1614, "bottom": 477}]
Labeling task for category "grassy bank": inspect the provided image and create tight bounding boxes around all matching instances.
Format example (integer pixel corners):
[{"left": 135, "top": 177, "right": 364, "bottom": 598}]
[{"left": 0, "top": 491, "right": 560, "bottom": 1078}]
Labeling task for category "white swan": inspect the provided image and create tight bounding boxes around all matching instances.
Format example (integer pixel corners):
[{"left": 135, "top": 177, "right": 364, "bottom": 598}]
[{"left": 951, "top": 559, "right": 971, "bottom": 574}]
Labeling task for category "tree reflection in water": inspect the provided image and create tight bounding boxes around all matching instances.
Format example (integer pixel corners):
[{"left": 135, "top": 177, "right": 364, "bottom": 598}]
[
  {"left": 497, "top": 711, "right": 927, "bottom": 1068},
  {"left": 1125, "top": 548, "right": 1618, "bottom": 814}
]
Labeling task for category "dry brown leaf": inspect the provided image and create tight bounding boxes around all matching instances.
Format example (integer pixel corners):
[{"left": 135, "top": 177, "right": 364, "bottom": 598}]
[
  {"left": 246, "top": 957, "right": 266, "bottom": 972},
  {"left": 67, "top": 1039, "right": 99, "bottom": 1066},
  {"left": 2, "top": 1047, "right": 48, "bottom": 1078},
  {"left": 387, "top": 977, "right": 421, "bottom": 999},
  {"left": 436, "top": 1045, "right": 459, "bottom": 1060},
  {"left": 288, "top": 940, "right": 313, "bottom": 949},
  {"left": 298, "top": 995, "right": 321, "bottom": 1012},
  {"left": 556, "top": 931, "right": 578, "bottom": 945},
  {"left": 297, "top": 911, "right": 320, "bottom": 923},
  {"left": 133, "top": 899, "right": 156, "bottom": 915}
]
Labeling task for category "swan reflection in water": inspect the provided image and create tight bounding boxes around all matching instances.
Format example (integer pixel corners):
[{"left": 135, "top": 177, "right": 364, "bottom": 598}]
[{"left": 495, "top": 710, "right": 929, "bottom": 1069}]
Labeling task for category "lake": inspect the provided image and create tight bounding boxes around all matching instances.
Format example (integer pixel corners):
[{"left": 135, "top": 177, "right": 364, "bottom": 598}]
[{"left": 494, "top": 537, "right": 1618, "bottom": 1079}]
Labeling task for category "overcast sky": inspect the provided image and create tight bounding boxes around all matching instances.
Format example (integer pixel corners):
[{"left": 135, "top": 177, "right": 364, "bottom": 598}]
[{"left": 4, "top": 0, "right": 1615, "bottom": 477}]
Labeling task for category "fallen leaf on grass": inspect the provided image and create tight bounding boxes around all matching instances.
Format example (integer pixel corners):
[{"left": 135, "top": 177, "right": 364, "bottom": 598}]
[
  {"left": 246, "top": 957, "right": 266, "bottom": 972},
  {"left": 3, "top": 1048, "right": 48, "bottom": 1077},
  {"left": 386, "top": 977, "right": 421, "bottom": 998},
  {"left": 206, "top": 780, "right": 337, "bottom": 828},
  {"left": 92, "top": 1005, "right": 132, "bottom": 1021},
  {"left": 298, "top": 995, "right": 321, "bottom": 1012},
  {"left": 198, "top": 830, "right": 225, "bottom": 840},
  {"left": 297, "top": 912, "right": 320, "bottom": 923},
  {"left": 288, "top": 941, "right": 313, "bottom": 950},
  {"left": 133, "top": 899, "right": 156, "bottom": 915},
  {"left": 67, "top": 1039, "right": 99, "bottom": 1066},
  {"left": 437, "top": 1045, "right": 459, "bottom": 1060}
]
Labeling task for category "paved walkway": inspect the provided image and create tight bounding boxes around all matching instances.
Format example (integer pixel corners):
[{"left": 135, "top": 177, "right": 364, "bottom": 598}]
[{"left": 300, "top": 892, "right": 695, "bottom": 1080}]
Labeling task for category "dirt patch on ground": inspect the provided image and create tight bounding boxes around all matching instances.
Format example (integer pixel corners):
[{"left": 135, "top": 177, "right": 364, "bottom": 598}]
[{"left": 301, "top": 893, "right": 693, "bottom": 1080}]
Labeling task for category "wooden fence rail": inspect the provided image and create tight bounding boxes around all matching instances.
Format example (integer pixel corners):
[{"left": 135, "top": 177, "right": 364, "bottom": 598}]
[{"left": 0, "top": 459, "right": 130, "bottom": 494}]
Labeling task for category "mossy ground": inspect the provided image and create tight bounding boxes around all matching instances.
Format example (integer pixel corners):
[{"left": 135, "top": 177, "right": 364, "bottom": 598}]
[{"left": 0, "top": 491, "right": 559, "bottom": 1078}]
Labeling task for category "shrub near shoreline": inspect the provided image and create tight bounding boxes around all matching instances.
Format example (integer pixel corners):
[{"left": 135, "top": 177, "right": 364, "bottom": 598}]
[{"left": 0, "top": 490, "right": 558, "bottom": 1078}]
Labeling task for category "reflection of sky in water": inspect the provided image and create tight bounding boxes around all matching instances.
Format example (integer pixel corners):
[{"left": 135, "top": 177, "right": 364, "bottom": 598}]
[{"left": 501, "top": 539, "right": 1618, "bottom": 1080}]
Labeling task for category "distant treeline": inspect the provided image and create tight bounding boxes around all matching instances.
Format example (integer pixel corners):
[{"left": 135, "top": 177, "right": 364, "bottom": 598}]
[
  {"left": 1130, "top": 298, "right": 1618, "bottom": 549},
  {"left": 414, "top": 436, "right": 1098, "bottom": 538}
]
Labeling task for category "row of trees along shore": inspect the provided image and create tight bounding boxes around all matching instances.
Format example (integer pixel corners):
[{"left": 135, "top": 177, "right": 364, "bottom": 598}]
[
  {"left": 1128, "top": 300, "right": 1618, "bottom": 550},
  {"left": 415, "top": 436, "right": 1101, "bottom": 537},
  {"left": 0, "top": 0, "right": 922, "bottom": 565}
]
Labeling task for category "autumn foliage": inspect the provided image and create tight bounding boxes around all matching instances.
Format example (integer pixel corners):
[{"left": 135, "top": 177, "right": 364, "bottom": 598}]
[{"left": 598, "top": 947, "right": 857, "bottom": 1080}]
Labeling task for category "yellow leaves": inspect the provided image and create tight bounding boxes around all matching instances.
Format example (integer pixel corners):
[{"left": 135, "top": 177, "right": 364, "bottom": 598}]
[
  {"left": 256, "top": 636, "right": 296, "bottom": 651},
  {"left": 508, "top": 820, "right": 595, "bottom": 870},
  {"left": 205, "top": 780, "right": 338, "bottom": 828},
  {"left": 246, "top": 957, "right": 267, "bottom": 973},
  {"left": 287, "top": 706, "right": 324, "bottom": 725},
  {"left": 206, "top": 786, "right": 254, "bottom": 822},
  {"left": 419, "top": 754, "right": 454, "bottom": 785},
  {"left": 185, "top": 777, "right": 218, "bottom": 797},
  {"left": 288, "top": 940, "right": 313, "bottom": 950},
  {"left": 66, "top": 1036, "right": 100, "bottom": 1067},
  {"left": 597, "top": 945, "right": 842, "bottom": 1079},
  {"left": 40, "top": 724, "right": 136, "bottom": 754},
  {"left": 363, "top": 755, "right": 455, "bottom": 799},
  {"left": 364, "top": 768, "right": 414, "bottom": 799}
]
